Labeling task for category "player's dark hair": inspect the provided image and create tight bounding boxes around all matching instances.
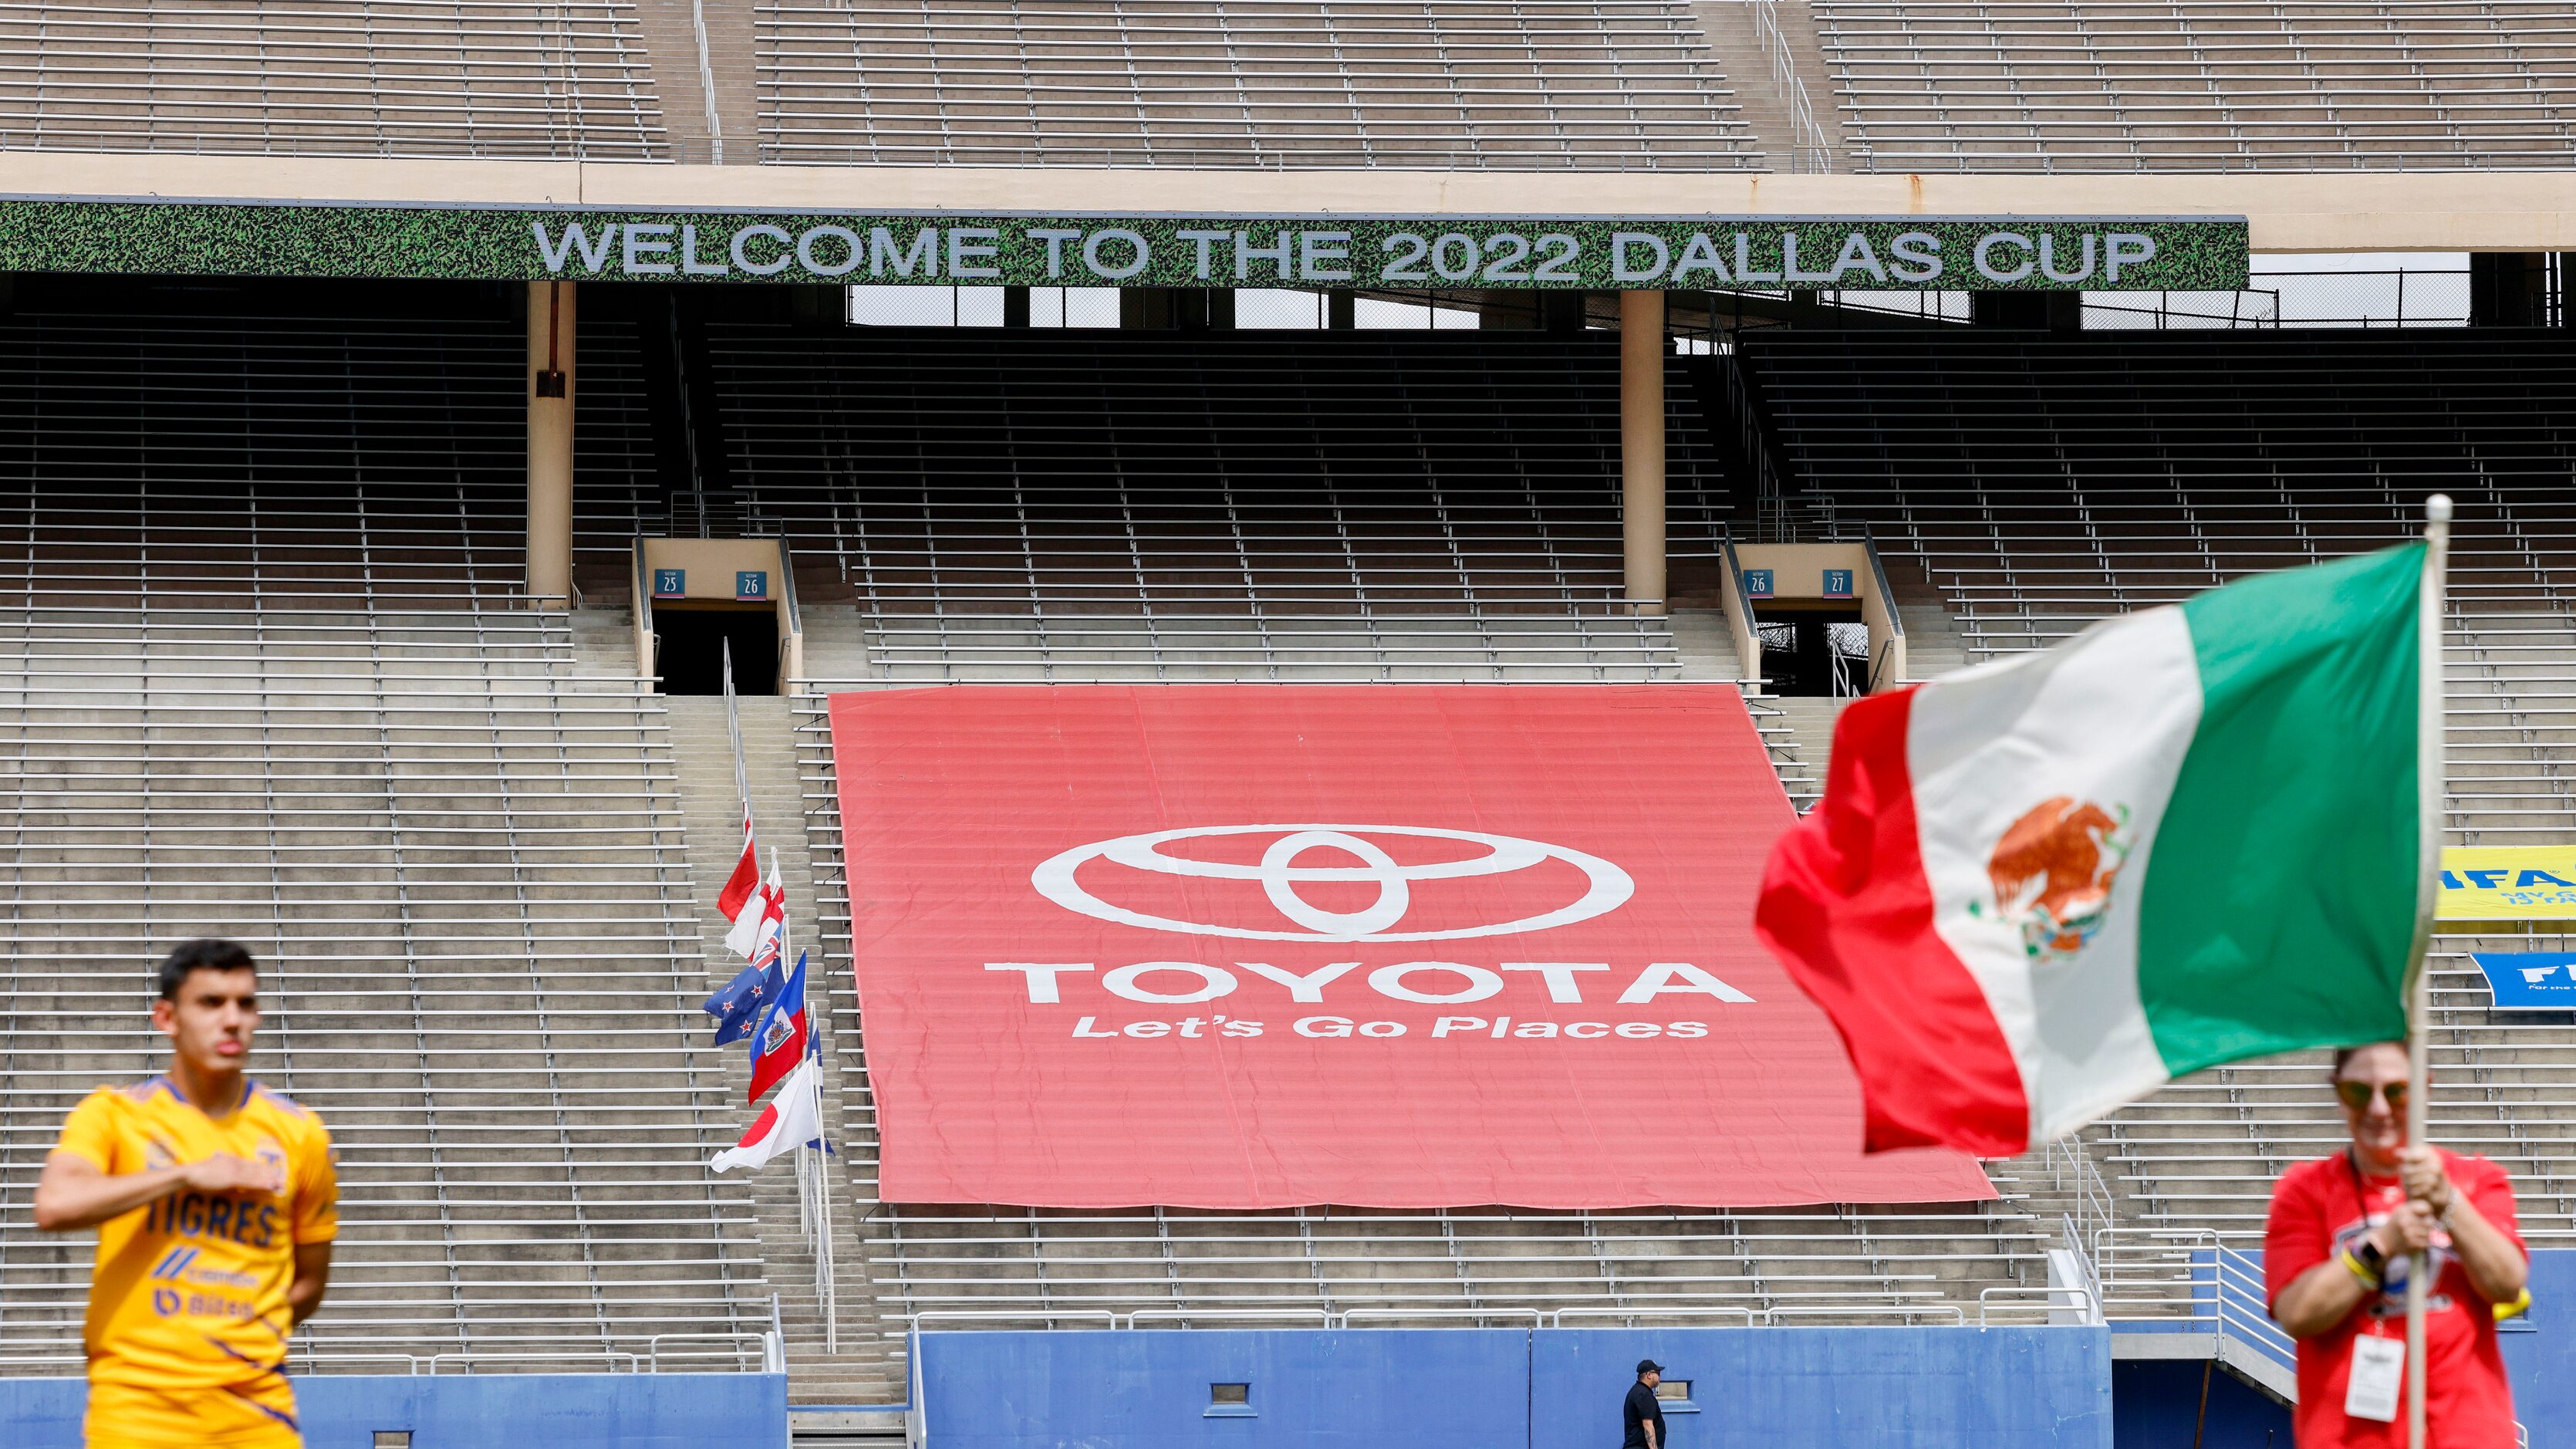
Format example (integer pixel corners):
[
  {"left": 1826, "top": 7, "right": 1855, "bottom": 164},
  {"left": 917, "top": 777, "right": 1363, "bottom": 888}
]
[
  {"left": 2331, "top": 1041, "right": 2407, "bottom": 1078},
  {"left": 157, "top": 938, "right": 257, "bottom": 1001}
]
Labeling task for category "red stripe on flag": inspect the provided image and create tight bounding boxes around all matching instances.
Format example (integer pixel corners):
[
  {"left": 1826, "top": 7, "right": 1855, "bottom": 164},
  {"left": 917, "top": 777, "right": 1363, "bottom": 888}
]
[
  {"left": 736, "top": 1099, "right": 781, "bottom": 1148},
  {"left": 716, "top": 824, "right": 759, "bottom": 920},
  {"left": 1754, "top": 687, "right": 2031, "bottom": 1157},
  {"left": 748, "top": 1009, "right": 809, "bottom": 1103}
]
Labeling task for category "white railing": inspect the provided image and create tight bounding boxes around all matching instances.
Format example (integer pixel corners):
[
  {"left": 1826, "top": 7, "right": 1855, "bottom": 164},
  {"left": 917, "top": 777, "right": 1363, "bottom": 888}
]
[
  {"left": 905, "top": 1300, "right": 2102, "bottom": 1330},
  {"left": 1748, "top": 0, "right": 1835, "bottom": 171},
  {"left": 2094, "top": 1229, "right": 2297, "bottom": 1380}
]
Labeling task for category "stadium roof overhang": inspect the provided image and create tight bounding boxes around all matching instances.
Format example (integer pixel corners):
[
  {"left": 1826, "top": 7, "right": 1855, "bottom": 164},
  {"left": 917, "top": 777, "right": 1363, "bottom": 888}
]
[{"left": 1, "top": 154, "right": 2567, "bottom": 293}]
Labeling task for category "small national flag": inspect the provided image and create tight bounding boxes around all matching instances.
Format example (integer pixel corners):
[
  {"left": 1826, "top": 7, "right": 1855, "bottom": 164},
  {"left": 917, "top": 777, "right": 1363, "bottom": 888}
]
[
  {"left": 715, "top": 819, "right": 760, "bottom": 922},
  {"left": 748, "top": 951, "right": 810, "bottom": 1103},
  {"left": 701, "top": 958, "right": 782, "bottom": 1047},
  {"left": 710, "top": 1055, "right": 822, "bottom": 1173},
  {"left": 1756, "top": 543, "right": 2428, "bottom": 1158},
  {"left": 724, "top": 871, "right": 785, "bottom": 960}
]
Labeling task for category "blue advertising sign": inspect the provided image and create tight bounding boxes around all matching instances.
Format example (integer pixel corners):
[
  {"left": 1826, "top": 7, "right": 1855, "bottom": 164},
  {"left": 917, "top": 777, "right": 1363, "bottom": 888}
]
[
  {"left": 2472, "top": 952, "right": 2576, "bottom": 1009},
  {"left": 1743, "top": 569, "right": 1774, "bottom": 600},
  {"left": 652, "top": 568, "right": 685, "bottom": 599},
  {"left": 1822, "top": 568, "right": 1855, "bottom": 598},
  {"left": 736, "top": 570, "right": 770, "bottom": 602}
]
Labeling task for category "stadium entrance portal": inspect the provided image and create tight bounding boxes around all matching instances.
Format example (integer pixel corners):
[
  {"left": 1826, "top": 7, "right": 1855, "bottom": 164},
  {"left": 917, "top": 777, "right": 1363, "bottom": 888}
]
[
  {"left": 633, "top": 537, "right": 804, "bottom": 697},
  {"left": 1759, "top": 605, "right": 1869, "bottom": 697},
  {"left": 655, "top": 606, "right": 779, "bottom": 696}
]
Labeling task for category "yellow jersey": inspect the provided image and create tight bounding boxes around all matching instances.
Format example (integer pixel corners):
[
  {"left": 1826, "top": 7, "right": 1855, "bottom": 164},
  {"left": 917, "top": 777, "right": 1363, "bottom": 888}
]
[{"left": 52, "top": 1076, "right": 337, "bottom": 1397}]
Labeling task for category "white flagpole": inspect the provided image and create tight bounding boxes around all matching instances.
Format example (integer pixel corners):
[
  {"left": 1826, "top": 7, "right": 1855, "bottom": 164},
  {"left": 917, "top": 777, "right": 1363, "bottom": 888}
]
[
  {"left": 813, "top": 1025, "right": 837, "bottom": 1355},
  {"left": 2406, "top": 494, "right": 2451, "bottom": 1449}
]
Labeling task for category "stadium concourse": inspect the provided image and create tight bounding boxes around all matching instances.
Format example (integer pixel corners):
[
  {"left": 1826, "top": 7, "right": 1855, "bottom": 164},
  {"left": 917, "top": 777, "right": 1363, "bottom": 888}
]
[{"left": 0, "top": 3, "right": 2571, "bottom": 1447}]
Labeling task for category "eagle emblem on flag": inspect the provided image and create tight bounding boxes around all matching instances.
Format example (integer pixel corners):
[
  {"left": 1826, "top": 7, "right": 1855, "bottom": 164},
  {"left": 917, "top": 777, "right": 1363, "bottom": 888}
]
[{"left": 1977, "top": 795, "right": 2133, "bottom": 964}]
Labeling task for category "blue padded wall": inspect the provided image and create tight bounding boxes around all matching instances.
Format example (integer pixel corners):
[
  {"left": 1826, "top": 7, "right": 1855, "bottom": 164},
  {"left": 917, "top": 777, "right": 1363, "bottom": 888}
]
[
  {"left": 0, "top": 1372, "right": 786, "bottom": 1448},
  {"left": 1534, "top": 1327, "right": 2112, "bottom": 1448},
  {"left": 915, "top": 1325, "right": 2112, "bottom": 1448}
]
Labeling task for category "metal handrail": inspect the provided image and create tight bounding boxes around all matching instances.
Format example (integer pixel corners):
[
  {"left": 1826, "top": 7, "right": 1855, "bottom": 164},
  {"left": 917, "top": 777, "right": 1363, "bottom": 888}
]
[
  {"left": 1763, "top": 1304, "right": 1968, "bottom": 1325},
  {"left": 1126, "top": 1308, "right": 1335, "bottom": 1327},
  {"left": 910, "top": 1310, "right": 1123, "bottom": 1330},
  {"left": 1548, "top": 1306, "right": 1759, "bottom": 1328},
  {"left": 1747, "top": 0, "right": 1835, "bottom": 171},
  {"left": 1337, "top": 1308, "right": 1547, "bottom": 1328},
  {"left": 1976, "top": 1285, "right": 2099, "bottom": 1326},
  {"left": 425, "top": 1349, "right": 643, "bottom": 1374},
  {"left": 647, "top": 1332, "right": 771, "bottom": 1372}
]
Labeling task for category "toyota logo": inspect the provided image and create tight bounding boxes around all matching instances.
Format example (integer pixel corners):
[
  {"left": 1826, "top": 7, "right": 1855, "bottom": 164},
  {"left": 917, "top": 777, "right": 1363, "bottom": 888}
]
[{"left": 1030, "top": 825, "right": 1634, "bottom": 942}]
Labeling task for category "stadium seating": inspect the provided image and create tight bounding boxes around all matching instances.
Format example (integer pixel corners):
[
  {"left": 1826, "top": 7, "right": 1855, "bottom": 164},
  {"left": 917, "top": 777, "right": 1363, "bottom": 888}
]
[
  {"left": 1813, "top": 0, "right": 2576, "bottom": 173},
  {"left": 0, "top": 289, "right": 663, "bottom": 607},
  {"left": 689, "top": 325, "right": 1724, "bottom": 682},
  {"left": 755, "top": 0, "right": 1761, "bottom": 168},
  {"left": 0, "top": 0, "right": 672, "bottom": 159},
  {"left": 0, "top": 291, "right": 769, "bottom": 1372},
  {"left": 1729, "top": 326, "right": 2576, "bottom": 1248}
]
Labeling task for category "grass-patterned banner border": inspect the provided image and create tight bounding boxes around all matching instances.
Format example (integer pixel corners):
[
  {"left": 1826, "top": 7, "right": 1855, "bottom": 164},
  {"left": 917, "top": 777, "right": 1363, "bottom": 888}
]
[{"left": 0, "top": 201, "right": 2250, "bottom": 292}]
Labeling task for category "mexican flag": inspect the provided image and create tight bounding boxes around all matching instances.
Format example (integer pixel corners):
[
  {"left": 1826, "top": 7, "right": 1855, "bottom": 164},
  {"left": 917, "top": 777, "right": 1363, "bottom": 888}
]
[{"left": 1756, "top": 542, "right": 2436, "bottom": 1159}]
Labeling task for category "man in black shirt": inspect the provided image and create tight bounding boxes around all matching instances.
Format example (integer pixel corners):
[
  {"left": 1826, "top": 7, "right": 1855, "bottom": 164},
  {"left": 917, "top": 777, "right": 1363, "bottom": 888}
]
[{"left": 1622, "top": 1359, "right": 1667, "bottom": 1449}]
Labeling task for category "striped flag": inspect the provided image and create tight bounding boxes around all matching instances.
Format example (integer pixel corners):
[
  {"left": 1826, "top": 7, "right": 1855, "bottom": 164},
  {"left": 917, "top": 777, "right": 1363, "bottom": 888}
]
[{"left": 1756, "top": 543, "right": 2429, "bottom": 1157}]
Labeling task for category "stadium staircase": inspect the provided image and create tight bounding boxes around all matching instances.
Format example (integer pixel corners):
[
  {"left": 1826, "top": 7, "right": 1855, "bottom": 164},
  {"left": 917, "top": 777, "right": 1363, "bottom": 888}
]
[
  {"left": 659, "top": 691, "right": 899, "bottom": 1402},
  {"left": 1720, "top": 329, "right": 2576, "bottom": 1312}
]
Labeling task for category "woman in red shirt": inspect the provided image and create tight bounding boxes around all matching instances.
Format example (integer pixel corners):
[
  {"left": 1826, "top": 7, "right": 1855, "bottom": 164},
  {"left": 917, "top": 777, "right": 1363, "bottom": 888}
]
[{"left": 2265, "top": 1041, "right": 2527, "bottom": 1447}]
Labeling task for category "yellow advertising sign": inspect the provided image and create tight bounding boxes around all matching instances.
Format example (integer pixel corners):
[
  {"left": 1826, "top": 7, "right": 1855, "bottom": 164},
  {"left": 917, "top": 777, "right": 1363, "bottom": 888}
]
[{"left": 2439, "top": 846, "right": 2576, "bottom": 920}]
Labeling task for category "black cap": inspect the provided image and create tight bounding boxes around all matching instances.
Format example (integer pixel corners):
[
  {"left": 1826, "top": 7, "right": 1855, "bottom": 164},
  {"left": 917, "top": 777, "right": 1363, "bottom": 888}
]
[{"left": 1636, "top": 1359, "right": 1663, "bottom": 1374}]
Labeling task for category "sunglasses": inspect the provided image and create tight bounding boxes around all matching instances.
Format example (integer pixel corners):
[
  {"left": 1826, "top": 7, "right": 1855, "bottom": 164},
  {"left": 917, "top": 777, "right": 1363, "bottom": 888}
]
[{"left": 2335, "top": 1080, "right": 2408, "bottom": 1112}]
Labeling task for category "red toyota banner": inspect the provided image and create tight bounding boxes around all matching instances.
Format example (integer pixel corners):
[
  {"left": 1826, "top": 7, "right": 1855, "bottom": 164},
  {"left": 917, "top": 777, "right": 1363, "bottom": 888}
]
[{"left": 831, "top": 684, "right": 1991, "bottom": 1209}]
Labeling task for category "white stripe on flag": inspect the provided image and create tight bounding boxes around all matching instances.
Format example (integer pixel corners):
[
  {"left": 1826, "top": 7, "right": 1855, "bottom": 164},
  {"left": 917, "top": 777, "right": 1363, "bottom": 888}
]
[
  {"left": 710, "top": 1056, "right": 819, "bottom": 1172},
  {"left": 1908, "top": 606, "right": 2202, "bottom": 1142},
  {"left": 724, "top": 873, "right": 785, "bottom": 958}
]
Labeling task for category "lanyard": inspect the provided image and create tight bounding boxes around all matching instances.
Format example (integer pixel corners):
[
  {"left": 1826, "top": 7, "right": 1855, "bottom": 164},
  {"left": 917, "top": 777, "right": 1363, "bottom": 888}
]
[{"left": 2345, "top": 1147, "right": 2386, "bottom": 1218}]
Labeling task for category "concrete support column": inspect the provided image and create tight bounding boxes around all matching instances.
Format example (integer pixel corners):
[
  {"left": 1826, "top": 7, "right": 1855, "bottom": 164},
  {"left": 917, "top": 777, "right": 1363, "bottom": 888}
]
[
  {"left": 526, "top": 279, "right": 576, "bottom": 609},
  {"left": 1619, "top": 289, "right": 1666, "bottom": 616}
]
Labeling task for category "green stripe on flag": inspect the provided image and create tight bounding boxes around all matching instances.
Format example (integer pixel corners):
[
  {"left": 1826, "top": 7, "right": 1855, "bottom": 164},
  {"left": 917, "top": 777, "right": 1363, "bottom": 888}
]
[{"left": 2136, "top": 543, "right": 2424, "bottom": 1076}]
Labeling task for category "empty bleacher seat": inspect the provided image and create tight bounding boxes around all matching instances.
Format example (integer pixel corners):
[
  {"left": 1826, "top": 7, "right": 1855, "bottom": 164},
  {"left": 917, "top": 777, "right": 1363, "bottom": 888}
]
[
  {"left": 1815, "top": 0, "right": 2576, "bottom": 172},
  {"left": 755, "top": 0, "right": 1761, "bottom": 168},
  {"left": 0, "top": 293, "right": 762, "bottom": 1370},
  {"left": 0, "top": 0, "right": 671, "bottom": 160}
]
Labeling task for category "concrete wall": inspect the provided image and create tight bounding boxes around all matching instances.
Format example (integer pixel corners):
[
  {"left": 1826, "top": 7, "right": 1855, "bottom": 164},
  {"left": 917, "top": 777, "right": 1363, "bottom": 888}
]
[
  {"left": 1533, "top": 1326, "right": 2112, "bottom": 1447},
  {"left": 2, "top": 152, "right": 2571, "bottom": 252},
  {"left": 0, "top": 1373, "right": 787, "bottom": 1448},
  {"left": 915, "top": 1326, "right": 2113, "bottom": 1448}
]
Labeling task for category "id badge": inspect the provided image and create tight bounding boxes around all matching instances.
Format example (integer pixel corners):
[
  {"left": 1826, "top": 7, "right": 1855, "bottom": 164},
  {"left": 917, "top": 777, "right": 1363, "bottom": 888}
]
[{"left": 2346, "top": 1333, "right": 2404, "bottom": 1422}]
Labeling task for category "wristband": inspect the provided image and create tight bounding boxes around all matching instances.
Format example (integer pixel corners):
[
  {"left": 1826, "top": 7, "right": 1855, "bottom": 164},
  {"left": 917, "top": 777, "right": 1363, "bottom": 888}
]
[{"left": 2341, "top": 1248, "right": 2384, "bottom": 1290}]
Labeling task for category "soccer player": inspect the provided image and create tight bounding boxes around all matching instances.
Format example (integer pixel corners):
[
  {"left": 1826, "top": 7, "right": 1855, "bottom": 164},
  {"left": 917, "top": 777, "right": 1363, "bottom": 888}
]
[{"left": 32, "top": 939, "right": 337, "bottom": 1448}]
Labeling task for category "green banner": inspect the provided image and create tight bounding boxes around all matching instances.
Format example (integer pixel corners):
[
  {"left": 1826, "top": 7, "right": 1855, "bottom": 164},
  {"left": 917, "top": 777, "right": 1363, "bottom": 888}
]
[{"left": 0, "top": 201, "right": 2249, "bottom": 292}]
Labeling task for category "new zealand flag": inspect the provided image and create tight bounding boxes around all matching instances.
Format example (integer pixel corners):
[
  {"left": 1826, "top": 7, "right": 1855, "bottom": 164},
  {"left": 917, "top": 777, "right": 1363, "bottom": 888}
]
[{"left": 702, "top": 958, "right": 782, "bottom": 1046}]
